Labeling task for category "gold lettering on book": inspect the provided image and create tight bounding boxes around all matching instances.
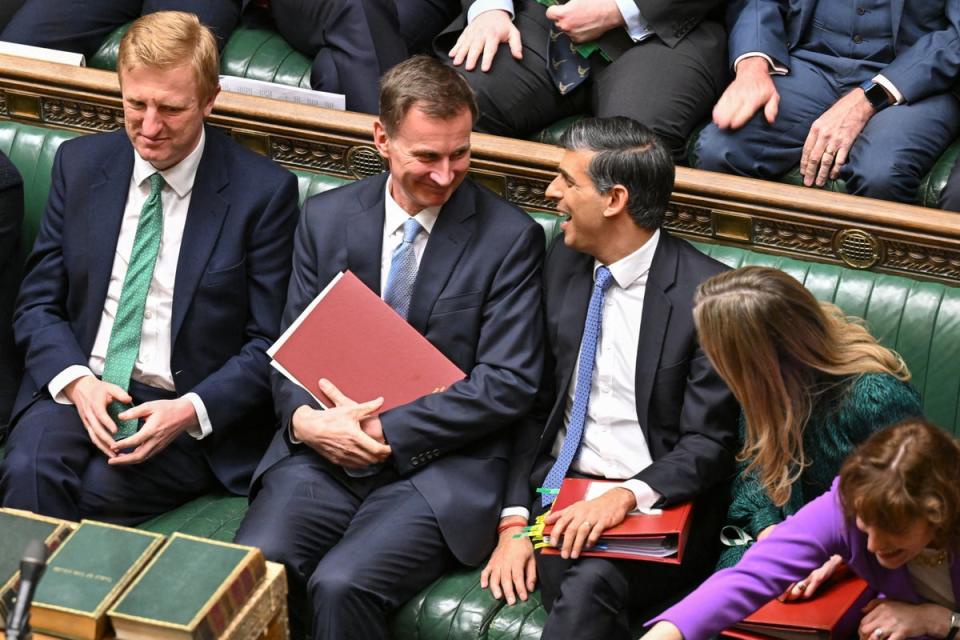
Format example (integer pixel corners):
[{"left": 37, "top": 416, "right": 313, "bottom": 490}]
[{"left": 50, "top": 566, "right": 113, "bottom": 583}]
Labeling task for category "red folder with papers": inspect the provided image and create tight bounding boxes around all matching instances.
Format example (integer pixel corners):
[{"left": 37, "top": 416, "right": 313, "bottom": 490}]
[{"left": 268, "top": 270, "right": 466, "bottom": 412}]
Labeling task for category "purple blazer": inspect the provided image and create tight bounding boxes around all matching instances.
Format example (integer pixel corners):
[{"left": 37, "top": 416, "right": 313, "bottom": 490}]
[{"left": 650, "top": 478, "right": 960, "bottom": 640}]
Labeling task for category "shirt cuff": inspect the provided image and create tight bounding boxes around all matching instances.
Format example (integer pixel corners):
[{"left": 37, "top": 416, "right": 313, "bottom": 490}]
[
  {"left": 467, "top": 0, "right": 514, "bottom": 23},
  {"left": 500, "top": 506, "right": 530, "bottom": 521},
  {"left": 48, "top": 365, "right": 96, "bottom": 404},
  {"left": 620, "top": 479, "right": 662, "bottom": 511},
  {"left": 183, "top": 392, "right": 212, "bottom": 440},
  {"left": 873, "top": 74, "right": 904, "bottom": 105},
  {"left": 734, "top": 52, "right": 788, "bottom": 76},
  {"left": 612, "top": 0, "right": 653, "bottom": 42}
]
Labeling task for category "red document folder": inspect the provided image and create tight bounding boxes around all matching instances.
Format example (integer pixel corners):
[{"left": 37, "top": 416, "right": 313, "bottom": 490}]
[
  {"left": 540, "top": 478, "right": 693, "bottom": 564},
  {"left": 268, "top": 270, "right": 466, "bottom": 412},
  {"left": 723, "top": 573, "right": 873, "bottom": 640}
]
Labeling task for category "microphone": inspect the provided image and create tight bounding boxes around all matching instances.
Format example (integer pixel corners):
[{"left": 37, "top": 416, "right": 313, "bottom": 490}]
[{"left": 5, "top": 539, "right": 47, "bottom": 640}]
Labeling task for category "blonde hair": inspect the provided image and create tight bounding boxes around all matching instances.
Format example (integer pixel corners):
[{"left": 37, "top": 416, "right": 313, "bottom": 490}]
[
  {"left": 694, "top": 266, "right": 909, "bottom": 506},
  {"left": 118, "top": 11, "right": 219, "bottom": 102},
  {"left": 840, "top": 418, "right": 960, "bottom": 548}
]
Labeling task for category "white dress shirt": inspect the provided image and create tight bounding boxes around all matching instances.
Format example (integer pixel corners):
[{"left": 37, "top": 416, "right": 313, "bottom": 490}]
[
  {"left": 48, "top": 130, "right": 212, "bottom": 438},
  {"left": 503, "top": 231, "right": 664, "bottom": 521},
  {"left": 468, "top": 0, "right": 653, "bottom": 43}
]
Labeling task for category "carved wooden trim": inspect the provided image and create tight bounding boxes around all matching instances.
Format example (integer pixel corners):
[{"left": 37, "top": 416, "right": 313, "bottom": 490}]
[{"left": 2, "top": 55, "right": 960, "bottom": 285}]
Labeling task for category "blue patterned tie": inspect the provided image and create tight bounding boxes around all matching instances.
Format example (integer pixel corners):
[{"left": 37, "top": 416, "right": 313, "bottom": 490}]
[
  {"left": 542, "top": 266, "right": 614, "bottom": 506},
  {"left": 383, "top": 218, "right": 423, "bottom": 319},
  {"left": 547, "top": 28, "right": 591, "bottom": 95}
]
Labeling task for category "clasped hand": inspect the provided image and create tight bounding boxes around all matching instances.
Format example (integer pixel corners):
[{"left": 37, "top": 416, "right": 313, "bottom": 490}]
[
  {"left": 291, "top": 378, "right": 391, "bottom": 469},
  {"left": 64, "top": 375, "right": 200, "bottom": 464},
  {"left": 546, "top": 487, "right": 635, "bottom": 559}
]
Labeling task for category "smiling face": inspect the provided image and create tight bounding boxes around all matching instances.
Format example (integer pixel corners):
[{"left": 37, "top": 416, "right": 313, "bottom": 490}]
[
  {"left": 120, "top": 63, "right": 217, "bottom": 171},
  {"left": 546, "top": 148, "right": 611, "bottom": 257},
  {"left": 856, "top": 516, "right": 937, "bottom": 569},
  {"left": 373, "top": 104, "right": 472, "bottom": 214}
]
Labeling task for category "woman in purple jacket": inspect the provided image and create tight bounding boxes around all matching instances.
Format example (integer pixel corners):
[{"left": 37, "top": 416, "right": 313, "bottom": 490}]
[{"left": 642, "top": 418, "right": 960, "bottom": 640}]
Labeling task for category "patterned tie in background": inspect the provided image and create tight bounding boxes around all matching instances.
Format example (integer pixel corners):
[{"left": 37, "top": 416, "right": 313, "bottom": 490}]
[
  {"left": 542, "top": 266, "right": 614, "bottom": 506},
  {"left": 547, "top": 27, "right": 591, "bottom": 95},
  {"left": 383, "top": 217, "right": 423, "bottom": 319},
  {"left": 102, "top": 172, "right": 165, "bottom": 440}
]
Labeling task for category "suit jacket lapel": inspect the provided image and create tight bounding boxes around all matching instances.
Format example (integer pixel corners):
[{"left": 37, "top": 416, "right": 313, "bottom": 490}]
[
  {"left": 85, "top": 133, "right": 133, "bottom": 351},
  {"left": 347, "top": 173, "right": 388, "bottom": 294},
  {"left": 405, "top": 181, "right": 476, "bottom": 334},
  {"left": 171, "top": 128, "right": 230, "bottom": 345},
  {"left": 634, "top": 233, "right": 676, "bottom": 442}
]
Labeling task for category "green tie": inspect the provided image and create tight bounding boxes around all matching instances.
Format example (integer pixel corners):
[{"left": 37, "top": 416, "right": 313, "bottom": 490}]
[{"left": 102, "top": 172, "right": 165, "bottom": 440}]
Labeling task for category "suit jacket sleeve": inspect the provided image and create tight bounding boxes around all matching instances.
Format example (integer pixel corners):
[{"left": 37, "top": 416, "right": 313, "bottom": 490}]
[
  {"left": 186, "top": 170, "right": 299, "bottom": 430},
  {"left": 877, "top": 8, "right": 960, "bottom": 102},
  {"left": 633, "top": 0, "right": 722, "bottom": 47},
  {"left": 649, "top": 481, "right": 852, "bottom": 639},
  {"left": 726, "top": 0, "right": 791, "bottom": 70},
  {"left": 13, "top": 147, "right": 92, "bottom": 388},
  {"left": 380, "top": 221, "right": 545, "bottom": 476}
]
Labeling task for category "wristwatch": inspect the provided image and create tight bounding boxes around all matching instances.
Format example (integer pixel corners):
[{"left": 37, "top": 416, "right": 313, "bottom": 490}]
[
  {"left": 946, "top": 611, "right": 960, "bottom": 640},
  {"left": 860, "top": 80, "right": 891, "bottom": 112}
]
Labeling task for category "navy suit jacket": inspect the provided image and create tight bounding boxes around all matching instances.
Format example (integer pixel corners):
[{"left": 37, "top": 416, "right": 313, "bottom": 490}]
[
  {"left": 727, "top": 0, "right": 960, "bottom": 102},
  {"left": 253, "top": 172, "right": 545, "bottom": 566},
  {"left": 507, "top": 231, "right": 739, "bottom": 574},
  {"left": 12, "top": 126, "right": 300, "bottom": 494}
]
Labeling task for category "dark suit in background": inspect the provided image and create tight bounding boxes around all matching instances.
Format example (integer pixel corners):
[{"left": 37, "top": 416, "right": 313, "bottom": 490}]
[
  {"left": 437, "top": 0, "right": 728, "bottom": 159},
  {"left": 0, "top": 0, "right": 25, "bottom": 33},
  {"left": 1, "top": 0, "right": 245, "bottom": 55},
  {"left": 0, "top": 126, "right": 299, "bottom": 521},
  {"left": 269, "top": 0, "right": 459, "bottom": 113},
  {"left": 0, "top": 151, "right": 23, "bottom": 436},
  {"left": 512, "top": 231, "right": 738, "bottom": 639},
  {"left": 236, "top": 172, "right": 544, "bottom": 639}
]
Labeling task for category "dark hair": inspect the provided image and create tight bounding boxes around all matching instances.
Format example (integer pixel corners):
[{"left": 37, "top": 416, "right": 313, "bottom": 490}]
[
  {"left": 840, "top": 417, "right": 960, "bottom": 548},
  {"left": 379, "top": 56, "right": 479, "bottom": 135},
  {"left": 558, "top": 116, "right": 674, "bottom": 229}
]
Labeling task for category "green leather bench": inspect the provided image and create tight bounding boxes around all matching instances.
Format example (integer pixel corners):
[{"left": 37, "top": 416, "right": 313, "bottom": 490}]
[{"left": 3, "top": 118, "right": 960, "bottom": 639}]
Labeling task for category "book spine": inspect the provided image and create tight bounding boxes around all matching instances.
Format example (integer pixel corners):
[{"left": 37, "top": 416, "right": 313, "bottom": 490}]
[{"left": 195, "top": 557, "right": 266, "bottom": 640}]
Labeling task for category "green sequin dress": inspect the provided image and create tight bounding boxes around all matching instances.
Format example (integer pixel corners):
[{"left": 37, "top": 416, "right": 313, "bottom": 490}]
[{"left": 715, "top": 372, "right": 922, "bottom": 570}]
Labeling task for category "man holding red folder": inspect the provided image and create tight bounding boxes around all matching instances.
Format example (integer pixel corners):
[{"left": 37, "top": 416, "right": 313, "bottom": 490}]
[
  {"left": 235, "top": 56, "right": 545, "bottom": 640},
  {"left": 481, "top": 116, "right": 739, "bottom": 640}
]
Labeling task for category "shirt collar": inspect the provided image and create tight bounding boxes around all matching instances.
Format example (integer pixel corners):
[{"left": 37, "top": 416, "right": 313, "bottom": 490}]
[
  {"left": 132, "top": 127, "right": 206, "bottom": 198},
  {"left": 595, "top": 228, "right": 661, "bottom": 288},
  {"left": 384, "top": 177, "right": 441, "bottom": 237}
]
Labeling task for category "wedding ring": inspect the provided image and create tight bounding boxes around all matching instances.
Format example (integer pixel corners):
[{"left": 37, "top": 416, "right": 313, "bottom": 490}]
[
  {"left": 580, "top": 521, "right": 591, "bottom": 528},
  {"left": 795, "top": 581, "right": 806, "bottom": 592},
  {"left": 874, "top": 628, "right": 885, "bottom": 638}
]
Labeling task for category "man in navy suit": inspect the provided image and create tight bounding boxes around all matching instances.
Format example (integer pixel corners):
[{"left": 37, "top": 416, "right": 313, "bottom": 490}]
[
  {"left": 480, "top": 118, "right": 739, "bottom": 640},
  {"left": 695, "top": 0, "right": 960, "bottom": 204},
  {"left": 0, "top": 151, "right": 23, "bottom": 435},
  {"left": 0, "top": 12, "right": 299, "bottom": 523},
  {"left": 235, "top": 55, "right": 545, "bottom": 640}
]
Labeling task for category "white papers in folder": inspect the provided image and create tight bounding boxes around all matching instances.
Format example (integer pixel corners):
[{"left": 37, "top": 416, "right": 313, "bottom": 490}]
[
  {"left": 0, "top": 41, "right": 85, "bottom": 66},
  {"left": 219, "top": 75, "right": 346, "bottom": 110}
]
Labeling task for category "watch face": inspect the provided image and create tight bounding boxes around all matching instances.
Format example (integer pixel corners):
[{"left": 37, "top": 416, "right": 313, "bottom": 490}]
[{"left": 865, "top": 84, "right": 889, "bottom": 109}]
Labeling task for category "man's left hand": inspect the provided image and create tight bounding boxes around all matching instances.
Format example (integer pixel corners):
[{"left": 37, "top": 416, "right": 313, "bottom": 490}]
[
  {"left": 109, "top": 398, "right": 200, "bottom": 465},
  {"left": 800, "top": 88, "right": 876, "bottom": 188},
  {"left": 544, "top": 487, "right": 635, "bottom": 559},
  {"left": 545, "top": 0, "right": 624, "bottom": 43}
]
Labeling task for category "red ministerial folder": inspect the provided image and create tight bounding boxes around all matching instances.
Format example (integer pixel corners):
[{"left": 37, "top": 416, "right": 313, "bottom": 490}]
[
  {"left": 723, "top": 573, "right": 873, "bottom": 640},
  {"left": 540, "top": 478, "right": 693, "bottom": 564},
  {"left": 268, "top": 270, "right": 466, "bottom": 412}
]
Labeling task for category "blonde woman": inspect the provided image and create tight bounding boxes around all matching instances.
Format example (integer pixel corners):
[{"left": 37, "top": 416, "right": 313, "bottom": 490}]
[{"left": 694, "top": 267, "right": 922, "bottom": 591}]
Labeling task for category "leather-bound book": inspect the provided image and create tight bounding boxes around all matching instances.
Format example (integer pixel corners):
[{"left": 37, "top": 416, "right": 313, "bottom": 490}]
[
  {"left": 31, "top": 521, "right": 164, "bottom": 640},
  {"left": 0, "top": 509, "right": 74, "bottom": 628},
  {"left": 108, "top": 533, "right": 266, "bottom": 640},
  {"left": 268, "top": 270, "right": 466, "bottom": 412}
]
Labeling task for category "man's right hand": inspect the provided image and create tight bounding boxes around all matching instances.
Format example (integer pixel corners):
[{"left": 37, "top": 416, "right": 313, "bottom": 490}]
[
  {"left": 63, "top": 375, "right": 130, "bottom": 459},
  {"left": 713, "top": 56, "right": 780, "bottom": 130},
  {"left": 291, "top": 379, "right": 391, "bottom": 469},
  {"left": 449, "top": 10, "right": 522, "bottom": 72},
  {"left": 480, "top": 522, "right": 537, "bottom": 605}
]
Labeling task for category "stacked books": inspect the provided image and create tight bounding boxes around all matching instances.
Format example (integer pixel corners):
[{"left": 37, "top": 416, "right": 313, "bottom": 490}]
[{"left": 0, "top": 510, "right": 280, "bottom": 640}]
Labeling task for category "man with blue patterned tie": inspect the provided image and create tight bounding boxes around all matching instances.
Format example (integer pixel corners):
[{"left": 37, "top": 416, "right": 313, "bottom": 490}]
[
  {"left": 480, "top": 116, "right": 739, "bottom": 640},
  {"left": 235, "top": 55, "right": 545, "bottom": 640}
]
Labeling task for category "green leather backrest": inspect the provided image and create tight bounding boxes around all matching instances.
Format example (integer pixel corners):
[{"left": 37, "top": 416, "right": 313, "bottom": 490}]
[{"left": 3, "top": 118, "right": 957, "bottom": 436}]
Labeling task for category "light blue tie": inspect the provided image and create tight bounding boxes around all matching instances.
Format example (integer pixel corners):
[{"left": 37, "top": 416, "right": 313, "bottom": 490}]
[
  {"left": 383, "top": 218, "right": 423, "bottom": 319},
  {"left": 542, "top": 266, "right": 614, "bottom": 506}
]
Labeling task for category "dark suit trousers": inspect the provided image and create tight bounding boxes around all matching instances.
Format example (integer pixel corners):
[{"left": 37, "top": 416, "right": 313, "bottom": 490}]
[
  {"left": 1, "top": 0, "right": 241, "bottom": 57},
  {"left": 235, "top": 450, "right": 453, "bottom": 640},
  {"left": 0, "top": 380, "right": 219, "bottom": 523},
  {"left": 940, "top": 155, "right": 960, "bottom": 212},
  {"left": 0, "top": 161, "right": 23, "bottom": 433},
  {"left": 438, "top": 0, "right": 728, "bottom": 159}
]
